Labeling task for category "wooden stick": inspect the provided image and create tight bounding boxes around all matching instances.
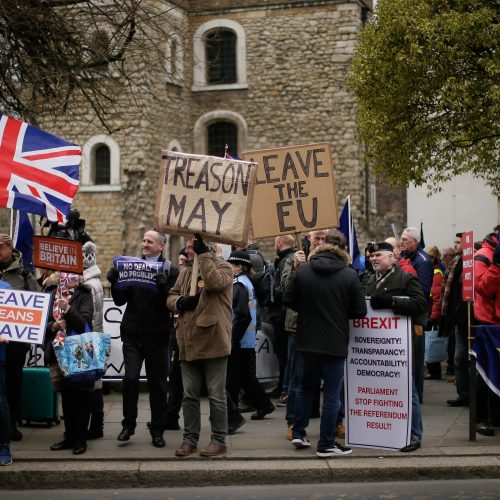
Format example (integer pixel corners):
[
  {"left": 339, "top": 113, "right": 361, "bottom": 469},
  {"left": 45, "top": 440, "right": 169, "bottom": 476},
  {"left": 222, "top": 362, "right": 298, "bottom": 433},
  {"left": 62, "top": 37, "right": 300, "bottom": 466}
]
[
  {"left": 189, "top": 254, "right": 199, "bottom": 296},
  {"left": 294, "top": 233, "right": 303, "bottom": 251}
]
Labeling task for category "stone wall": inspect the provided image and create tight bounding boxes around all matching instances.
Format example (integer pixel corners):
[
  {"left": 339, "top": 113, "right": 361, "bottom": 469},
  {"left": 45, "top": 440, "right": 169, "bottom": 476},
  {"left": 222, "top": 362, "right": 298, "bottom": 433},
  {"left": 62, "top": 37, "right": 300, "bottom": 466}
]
[{"left": 30, "top": 0, "right": 384, "bottom": 272}]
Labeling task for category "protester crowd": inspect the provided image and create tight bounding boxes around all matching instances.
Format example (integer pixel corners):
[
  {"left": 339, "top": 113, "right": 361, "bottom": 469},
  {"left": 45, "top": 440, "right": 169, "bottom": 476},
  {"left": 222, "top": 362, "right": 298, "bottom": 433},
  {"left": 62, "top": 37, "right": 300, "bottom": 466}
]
[{"left": 0, "top": 222, "right": 499, "bottom": 465}]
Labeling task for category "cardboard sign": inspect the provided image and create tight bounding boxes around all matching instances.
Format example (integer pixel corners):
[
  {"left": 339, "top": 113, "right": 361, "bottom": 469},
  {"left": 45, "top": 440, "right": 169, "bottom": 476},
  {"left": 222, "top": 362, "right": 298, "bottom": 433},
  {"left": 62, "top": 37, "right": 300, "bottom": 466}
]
[
  {"left": 154, "top": 151, "right": 258, "bottom": 246},
  {"left": 242, "top": 143, "right": 339, "bottom": 238},
  {"left": 33, "top": 236, "right": 83, "bottom": 274},
  {"left": 0, "top": 289, "right": 51, "bottom": 345},
  {"left": 112, "top": 256, "right": 163, "bottom": 291},
  {"left": 345, "top": 301, "right": 412, "bottom": 451},
  {"left": 462, "top": 231, "right": 474, "bottom": 301}
]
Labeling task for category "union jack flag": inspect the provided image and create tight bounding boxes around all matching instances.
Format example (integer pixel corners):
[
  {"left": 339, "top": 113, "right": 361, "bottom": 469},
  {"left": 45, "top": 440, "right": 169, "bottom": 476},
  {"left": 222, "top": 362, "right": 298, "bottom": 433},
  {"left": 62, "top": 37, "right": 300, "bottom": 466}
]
[
  {"left": 224, "top": 144, "right": 241, "bottom": 161},
  {"left": 0, "top": 114, "right": 81, "bottom": 222}
]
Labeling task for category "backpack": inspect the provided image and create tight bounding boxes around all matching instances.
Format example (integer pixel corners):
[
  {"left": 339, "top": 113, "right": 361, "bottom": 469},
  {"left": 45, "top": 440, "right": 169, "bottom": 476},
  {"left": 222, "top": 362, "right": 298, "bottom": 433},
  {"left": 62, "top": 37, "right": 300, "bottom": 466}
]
[{"left": 247, "top": 249, "right": 275, "bottom": 307}]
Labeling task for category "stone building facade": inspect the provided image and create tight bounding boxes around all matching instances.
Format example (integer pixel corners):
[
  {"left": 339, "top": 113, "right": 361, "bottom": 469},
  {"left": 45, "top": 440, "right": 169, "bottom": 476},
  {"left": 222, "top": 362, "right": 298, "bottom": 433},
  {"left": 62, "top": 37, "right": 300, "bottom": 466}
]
[{"left": 3, "top": 0, "right": 402, "bottom": 269}]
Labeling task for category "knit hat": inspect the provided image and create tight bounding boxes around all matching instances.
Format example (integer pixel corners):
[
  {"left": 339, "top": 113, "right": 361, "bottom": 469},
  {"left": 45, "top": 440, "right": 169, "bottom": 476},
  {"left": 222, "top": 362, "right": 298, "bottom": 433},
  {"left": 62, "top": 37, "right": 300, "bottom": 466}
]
[
  {"left": 227, "top": 250, "right": 252, "bottom": 268},
  {"left": 82, "top": 241, "right": 97, "bottom": 269},
  {"left": 0, "top": 234, "right": 13, "bottom": 247},
  {"left": 367, "top": 242, "right": 394, "bottom": 254}
]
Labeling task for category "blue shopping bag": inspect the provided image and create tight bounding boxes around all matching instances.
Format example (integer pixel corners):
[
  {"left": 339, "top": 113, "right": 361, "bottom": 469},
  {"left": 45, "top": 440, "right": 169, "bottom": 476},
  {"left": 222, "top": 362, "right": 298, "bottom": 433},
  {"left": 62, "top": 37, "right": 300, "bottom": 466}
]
[
  {"left": 53, "top": 326, "right": 111, "bottom": 383},
  {"left": 424, "top": 329, "right": 448, "bottom": 364}
]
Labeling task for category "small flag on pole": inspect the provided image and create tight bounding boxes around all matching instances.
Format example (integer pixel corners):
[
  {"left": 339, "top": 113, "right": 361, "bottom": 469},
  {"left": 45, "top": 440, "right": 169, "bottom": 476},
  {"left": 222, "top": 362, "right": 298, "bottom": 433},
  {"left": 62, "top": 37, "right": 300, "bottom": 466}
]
[{"left": 338, "top": 196, "right": 362, "bottom": 272}]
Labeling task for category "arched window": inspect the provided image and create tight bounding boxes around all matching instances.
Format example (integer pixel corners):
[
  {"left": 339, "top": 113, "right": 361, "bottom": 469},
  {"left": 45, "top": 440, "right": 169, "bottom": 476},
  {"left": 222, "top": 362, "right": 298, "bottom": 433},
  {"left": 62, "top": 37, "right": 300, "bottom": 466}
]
[
  {"left": 81, "top": 135, "right": 121, "bottom": 192},
  {"left": 205, "top": 29, "right": 237, "bottom": 84},
  {"left": 193, "top": 19, "right": 247, "bottom": 91},
  {"left": 94, "top": 145, "right": 111, "bottom": 184},
  {"left": 207, "top": 121, "right": 238, "bottom": 157},
  {"left": 193, "top": 110, "right": 247, "bottom": 155}
]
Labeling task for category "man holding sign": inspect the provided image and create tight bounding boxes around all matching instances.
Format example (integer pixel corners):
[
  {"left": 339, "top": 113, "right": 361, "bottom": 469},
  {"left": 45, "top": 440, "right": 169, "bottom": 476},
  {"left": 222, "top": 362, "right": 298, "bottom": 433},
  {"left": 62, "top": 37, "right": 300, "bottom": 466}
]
[
  {"left": 167, "top": 234, "right": 233, "bottom": 458},
  {"left": 0, "top": 233, "right": 39, "bottom": 443},
  {"left": 364, "top": 242, "right": 427, "bottom": 452},
  {"left": 107, "top": 230, "right": 179, "bottom": 448}
]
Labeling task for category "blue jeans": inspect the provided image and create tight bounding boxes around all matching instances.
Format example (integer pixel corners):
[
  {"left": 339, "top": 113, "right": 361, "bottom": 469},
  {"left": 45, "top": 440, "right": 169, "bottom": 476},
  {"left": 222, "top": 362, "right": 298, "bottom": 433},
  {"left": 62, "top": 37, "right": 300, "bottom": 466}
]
[
  {"left": 293, "top": 352, "right": 345, "bottom": 452},
  {"left": 411, "top": 376, "right": 423, "bottom": 442},
  {"left": 282, "top": 334, "right": 296, "bottom": 396},
  {"left": 180, "top": 356, "right": 228, "bottom": 446},
  {"left": 0, "top": 365, "right": 11, "bottom": 444}
]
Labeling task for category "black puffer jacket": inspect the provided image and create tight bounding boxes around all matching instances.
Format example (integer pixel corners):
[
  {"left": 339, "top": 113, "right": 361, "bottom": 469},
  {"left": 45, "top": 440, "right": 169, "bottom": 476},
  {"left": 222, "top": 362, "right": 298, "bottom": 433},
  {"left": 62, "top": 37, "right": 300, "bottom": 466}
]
[
  {"left": 110, "top": 257, "right": 179, "bottom": 346},
  {"left": 283, "top": 244, "right": 367, "bottom": 358}
]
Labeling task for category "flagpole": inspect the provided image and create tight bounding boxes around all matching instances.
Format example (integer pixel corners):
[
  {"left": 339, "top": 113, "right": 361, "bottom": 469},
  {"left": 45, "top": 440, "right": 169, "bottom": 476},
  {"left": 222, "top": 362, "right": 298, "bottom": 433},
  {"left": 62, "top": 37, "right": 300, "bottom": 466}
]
[
  {"left": 9, "top": 209, "right": 14, "bottom": 238},
  {"left": 347, "top": 196, "right": 354, "bottom": 261}
]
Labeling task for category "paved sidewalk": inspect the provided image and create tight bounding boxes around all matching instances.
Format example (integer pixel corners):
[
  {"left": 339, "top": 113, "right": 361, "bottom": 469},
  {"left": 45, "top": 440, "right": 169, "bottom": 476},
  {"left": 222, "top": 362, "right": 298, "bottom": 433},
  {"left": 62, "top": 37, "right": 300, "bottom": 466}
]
[{"left": 2, "top": 377, "right": 499, "bottom": 489}]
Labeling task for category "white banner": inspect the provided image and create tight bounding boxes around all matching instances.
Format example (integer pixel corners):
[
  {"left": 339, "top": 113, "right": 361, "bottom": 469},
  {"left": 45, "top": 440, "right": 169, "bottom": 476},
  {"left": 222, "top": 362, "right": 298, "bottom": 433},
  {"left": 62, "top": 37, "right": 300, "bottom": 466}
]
[
  {"left": 0, "top": 289, "right": 51, "bottom": 345},
  {"left": 101, "top": 299, "right": 279, "bottom": 381},
  {"left": 345, "top": 300, "right": 412, "bottom": 451}
]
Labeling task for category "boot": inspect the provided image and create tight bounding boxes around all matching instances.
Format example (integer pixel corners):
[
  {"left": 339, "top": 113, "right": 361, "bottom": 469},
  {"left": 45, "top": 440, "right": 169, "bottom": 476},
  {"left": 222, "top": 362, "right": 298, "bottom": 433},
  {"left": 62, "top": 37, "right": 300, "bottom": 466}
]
[{"left": 86, "top": 412, "right": 104, "bottom": 440}]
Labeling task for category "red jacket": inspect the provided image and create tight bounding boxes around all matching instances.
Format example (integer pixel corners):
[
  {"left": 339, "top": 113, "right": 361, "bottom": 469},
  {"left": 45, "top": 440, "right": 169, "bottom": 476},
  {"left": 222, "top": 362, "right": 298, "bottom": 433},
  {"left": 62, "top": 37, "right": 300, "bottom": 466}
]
[
  {"left": 430, "top": 266, "right": 443, "bottom": 321},
  {"left": 398, "top": 257, "right": 418, "bottom": 277},
  {"left": 473, "top": 234, "right": 500, "bottom": 325}
]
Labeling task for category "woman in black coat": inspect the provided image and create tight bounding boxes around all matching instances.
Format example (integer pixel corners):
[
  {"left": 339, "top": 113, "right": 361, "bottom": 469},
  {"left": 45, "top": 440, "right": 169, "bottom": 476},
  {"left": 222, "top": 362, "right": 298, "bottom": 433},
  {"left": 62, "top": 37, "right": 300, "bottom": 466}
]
[{"left": 45, "top": 273, "right": 94, "bottom": 455}]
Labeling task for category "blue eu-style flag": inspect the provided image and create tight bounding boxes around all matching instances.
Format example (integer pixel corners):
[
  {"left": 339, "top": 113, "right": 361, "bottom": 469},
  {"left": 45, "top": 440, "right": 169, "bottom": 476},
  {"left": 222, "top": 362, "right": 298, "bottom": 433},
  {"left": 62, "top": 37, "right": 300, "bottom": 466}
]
[
  {"left": 338, "top": 196, "right": 362, "bottom": 273},
  {"left": 471, "top": 325, "right": 500, "bottom": 397},
  {"left": 13, "top": 210, "right": 34, "bottom": 270}
]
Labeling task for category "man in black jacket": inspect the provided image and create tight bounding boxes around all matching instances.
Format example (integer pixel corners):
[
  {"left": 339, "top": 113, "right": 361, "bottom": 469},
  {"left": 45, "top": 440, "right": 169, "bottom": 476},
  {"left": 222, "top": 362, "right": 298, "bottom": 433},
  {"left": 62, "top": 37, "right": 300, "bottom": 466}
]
[
  {"left": 107, "top": 230, "right": 179, "bottom": 448},
  {"left": 365, "top": 242, "right": 427, "bottom": 452},
  {"left": 283, "top": 242, "right": 367, "bottom": 458}
]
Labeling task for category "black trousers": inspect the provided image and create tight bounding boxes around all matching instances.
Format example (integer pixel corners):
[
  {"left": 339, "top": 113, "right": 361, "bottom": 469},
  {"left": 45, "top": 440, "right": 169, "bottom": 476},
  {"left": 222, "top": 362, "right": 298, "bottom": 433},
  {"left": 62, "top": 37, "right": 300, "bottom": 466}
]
[
  {"left": 227, "top": 348, "right": 272, "bottom": 416},
  {"left": 270, "top": 316, "right": 288, "bottom": 394},
  {"left": 166, "top": 345, "right": 183, "bottom": 423},
  {"left": 61, "top": 384, "right": 92, "bottom": 447},
  {"left": 5, "top": 342, "right": 30, "bottom": 425},
  {"left": 122, "top": 340, "right": 168, "bottom": 435}
]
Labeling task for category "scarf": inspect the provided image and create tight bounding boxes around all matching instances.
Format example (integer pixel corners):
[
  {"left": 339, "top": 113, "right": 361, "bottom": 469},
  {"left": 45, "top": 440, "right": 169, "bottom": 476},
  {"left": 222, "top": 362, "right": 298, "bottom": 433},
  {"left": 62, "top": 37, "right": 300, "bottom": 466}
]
[
  {"left": 440, "top": 255, "right": 460, "bottom": 316},
  {"left": 52, "top": 273, "right": 79, "bottom": 346}
]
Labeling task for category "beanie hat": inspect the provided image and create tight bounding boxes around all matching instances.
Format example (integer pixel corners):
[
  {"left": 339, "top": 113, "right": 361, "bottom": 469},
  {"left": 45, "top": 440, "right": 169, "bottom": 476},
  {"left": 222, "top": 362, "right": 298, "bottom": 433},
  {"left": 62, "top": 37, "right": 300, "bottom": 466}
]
[
  {"left": 82, "top": 241, "right": 97, "bottom": 269},
  {"left": 227, "top": 250, "right": 252, "bottom": 268}
]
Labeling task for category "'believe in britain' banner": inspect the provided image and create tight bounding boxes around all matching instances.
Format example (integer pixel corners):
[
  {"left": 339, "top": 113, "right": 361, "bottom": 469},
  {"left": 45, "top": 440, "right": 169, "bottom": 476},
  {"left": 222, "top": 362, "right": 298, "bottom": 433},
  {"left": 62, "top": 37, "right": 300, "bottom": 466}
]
[
  {"left": 112, "top": 256, "right": 164, "bottom": 291},
  {"left": 345, "top": 300, "right": 412, "bottom": 451},
  {"left": 0, "top": 289, "right": 51, "bottom": 345}
]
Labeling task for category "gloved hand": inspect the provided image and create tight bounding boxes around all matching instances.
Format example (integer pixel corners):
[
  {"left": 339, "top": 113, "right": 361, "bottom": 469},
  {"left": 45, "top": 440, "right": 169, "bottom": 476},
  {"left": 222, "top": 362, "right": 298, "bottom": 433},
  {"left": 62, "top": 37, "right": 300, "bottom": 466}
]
[
  {"left": 193, "top": 233, "right": 209, "bottom": 255},
  {"left": 106, "top": 267, "right": 119, "bottom": 284},
  {"left": 177, "top": 294, "right": 200, "bottom": 312},
  {"left": 493, "top": 244, "right": 500, "bottom": 266},
  {"left": 370, "top": 294, "right": 393, "bottom": 310},
  {"left": 155, "top": 273, "right": 169, "bottom": 290}
]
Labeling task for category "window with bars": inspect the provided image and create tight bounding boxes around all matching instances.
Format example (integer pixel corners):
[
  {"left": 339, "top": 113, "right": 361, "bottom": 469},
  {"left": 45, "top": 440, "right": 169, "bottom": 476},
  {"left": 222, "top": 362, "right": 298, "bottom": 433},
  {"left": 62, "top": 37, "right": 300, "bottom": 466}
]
[
  {"left": 205, "top": 29, "right": 237, "bottom": 84},
  {"left": 94, "top": 144, "right": 111, "bottom": 185},
  {"left": 207, "top": 121, "right": 238, "bottom": 157}
]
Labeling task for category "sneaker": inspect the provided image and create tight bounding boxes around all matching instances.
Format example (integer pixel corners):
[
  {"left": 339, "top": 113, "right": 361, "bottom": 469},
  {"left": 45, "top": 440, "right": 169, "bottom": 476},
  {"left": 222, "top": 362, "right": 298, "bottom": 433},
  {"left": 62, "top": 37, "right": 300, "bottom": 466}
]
[
  {"left": 336, "top": 423, "right": 345, "bottom": 439},
  {"left": 286, "top": 424, "right": 293, "bottom": 441},
  {"left": 292, "top": 436, "right": 311, "bottom": 449},
  {"left": 316, "top": 442, "right": 352, "bottom": 458},
  {"left": 0, "top": 445, "right": 12, "bottom": 466},
  {"left": 276, "top": 394, "right": 288, "bottom": 407}
]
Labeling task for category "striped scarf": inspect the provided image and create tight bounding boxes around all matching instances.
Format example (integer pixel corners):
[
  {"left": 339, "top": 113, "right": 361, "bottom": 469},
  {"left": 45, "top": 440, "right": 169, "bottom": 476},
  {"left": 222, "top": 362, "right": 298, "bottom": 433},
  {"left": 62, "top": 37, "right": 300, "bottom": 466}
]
[{"left": 440, "top": 255, "right": 460, "bottom": 316}]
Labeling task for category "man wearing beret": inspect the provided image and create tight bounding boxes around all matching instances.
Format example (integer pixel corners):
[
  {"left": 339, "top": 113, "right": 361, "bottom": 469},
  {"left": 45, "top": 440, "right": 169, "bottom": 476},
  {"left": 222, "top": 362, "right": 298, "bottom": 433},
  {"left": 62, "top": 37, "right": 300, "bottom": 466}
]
[
  {"left": 0, "top": 234, "right": 39, "bottom": 442},
  {"left": 167, "top": 234, "right": 233, "bottom": 458},
  {"left": 365, "top": 242, "right": 427, "bottom": 452}
]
